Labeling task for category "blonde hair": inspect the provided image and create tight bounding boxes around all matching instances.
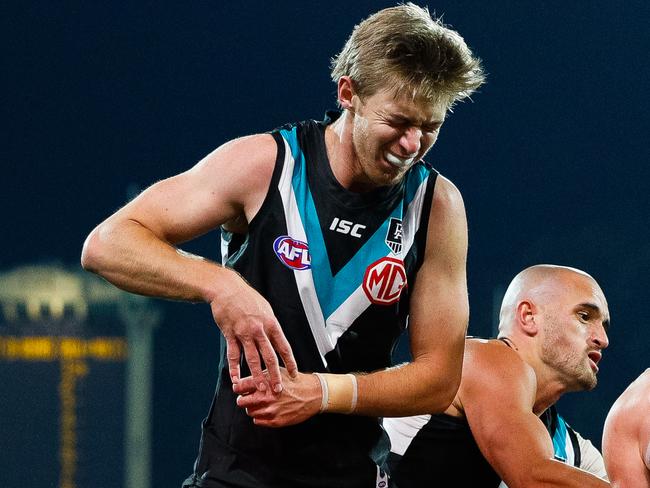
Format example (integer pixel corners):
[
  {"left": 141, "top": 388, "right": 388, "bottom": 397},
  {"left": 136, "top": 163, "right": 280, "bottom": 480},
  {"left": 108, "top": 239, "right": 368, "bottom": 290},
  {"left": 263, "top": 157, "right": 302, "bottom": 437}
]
[{"left": 331, "top": 3, "right": 485, "bottom": 107}]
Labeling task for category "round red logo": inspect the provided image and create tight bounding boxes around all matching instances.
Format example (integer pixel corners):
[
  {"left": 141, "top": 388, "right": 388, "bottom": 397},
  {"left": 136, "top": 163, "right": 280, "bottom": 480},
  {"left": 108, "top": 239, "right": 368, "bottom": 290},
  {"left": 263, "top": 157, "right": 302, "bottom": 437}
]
[{"left": 362, "top": 257, "right": 407, "bottom": 305}]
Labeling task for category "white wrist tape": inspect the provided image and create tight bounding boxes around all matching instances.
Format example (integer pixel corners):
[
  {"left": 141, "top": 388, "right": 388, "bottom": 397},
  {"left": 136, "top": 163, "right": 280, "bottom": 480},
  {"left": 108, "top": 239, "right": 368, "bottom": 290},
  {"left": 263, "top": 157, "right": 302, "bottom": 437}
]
[
  {"left": 313, "top": 372, "right": 358, "bottom": 414},
  {"left": 348, "top": 373, "right": 358, "bottom": 412},
  {"left": 313, "top": 372, "right": 329, "bottom": 413}
]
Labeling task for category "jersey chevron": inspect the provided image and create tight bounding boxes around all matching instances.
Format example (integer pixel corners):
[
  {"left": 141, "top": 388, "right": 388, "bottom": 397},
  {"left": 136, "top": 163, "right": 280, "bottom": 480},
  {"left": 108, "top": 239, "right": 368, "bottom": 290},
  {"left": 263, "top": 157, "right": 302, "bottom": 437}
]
[
  {"left": 278, "top": 127, "right": 431, "bottom": 366},
  {"left": 552, "top": 413, "right": 575, "bottom": 464}
]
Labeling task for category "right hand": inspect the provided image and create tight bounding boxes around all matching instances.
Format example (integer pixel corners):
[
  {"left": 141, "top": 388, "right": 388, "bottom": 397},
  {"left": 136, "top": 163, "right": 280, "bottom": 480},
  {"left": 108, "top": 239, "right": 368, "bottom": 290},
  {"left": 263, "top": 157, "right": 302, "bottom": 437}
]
[
  {"left": 234, "top": 368, "right": 322, "bottom": 427},
  {"left": 210, "top": 271, "right": 298, "bottom": 393}
]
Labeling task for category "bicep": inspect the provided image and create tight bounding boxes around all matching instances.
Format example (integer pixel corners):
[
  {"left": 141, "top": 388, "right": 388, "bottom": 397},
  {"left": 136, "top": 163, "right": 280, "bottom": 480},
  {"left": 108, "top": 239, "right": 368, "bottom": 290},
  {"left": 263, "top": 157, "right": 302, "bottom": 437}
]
[
  {"left": 108, "top": 134, "right": 277, "bottom": 244},
  {"left": 408, "top": 176, "right": 468, "bottom": 361}
]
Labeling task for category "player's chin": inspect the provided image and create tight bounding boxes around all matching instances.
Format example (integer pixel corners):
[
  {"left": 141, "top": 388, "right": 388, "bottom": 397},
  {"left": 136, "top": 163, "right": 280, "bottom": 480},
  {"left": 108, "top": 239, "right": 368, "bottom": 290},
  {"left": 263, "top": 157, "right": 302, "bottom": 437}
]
[
  {"left": 374, "top": 166, "right": 407, "bottom": 186},
  {"left": 578, "top": 371, "right": 598, "bottom": 391}
]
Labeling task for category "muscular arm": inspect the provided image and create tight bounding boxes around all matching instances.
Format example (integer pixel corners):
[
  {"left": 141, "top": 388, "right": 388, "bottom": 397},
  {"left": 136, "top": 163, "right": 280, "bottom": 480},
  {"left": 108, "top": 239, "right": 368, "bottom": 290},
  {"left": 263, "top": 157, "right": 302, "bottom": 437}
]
[
  {"left": 81, "top": 135, "right": 272, "bottom": 297},
  {"left": 462, "top": 341, "right": 609, "bottom": 488},
  {"left": 236, "top": 176, "right": 469, "bottom": 425},
  {"left": 603, "top": 369, "right": 650, "bottom": 488},
  {"left": 354, "top": 176, "right": 468, "bottom": 414},
  {"left": 81, "top": 134, "right": 297, "bottom": 389}
]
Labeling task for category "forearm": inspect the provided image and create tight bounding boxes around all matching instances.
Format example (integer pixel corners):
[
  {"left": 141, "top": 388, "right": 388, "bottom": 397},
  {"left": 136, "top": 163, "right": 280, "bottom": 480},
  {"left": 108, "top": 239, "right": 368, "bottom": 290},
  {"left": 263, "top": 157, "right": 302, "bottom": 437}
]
[
  {"left": 351, "top": 357, "right": 461, "bottom": 416},
  {"left": 81, "top": 218, "right": 231, "bottom": 303},
  {"left": 236, "top": 359, "right": 460, "bottom": 427}
]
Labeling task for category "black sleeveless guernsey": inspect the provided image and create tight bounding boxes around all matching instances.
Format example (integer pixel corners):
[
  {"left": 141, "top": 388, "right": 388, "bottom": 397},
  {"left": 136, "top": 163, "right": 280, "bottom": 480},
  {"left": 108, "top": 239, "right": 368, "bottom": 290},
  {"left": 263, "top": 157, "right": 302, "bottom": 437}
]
[{"left": 186, "top": 112, "right": 439, "bottom": 488}]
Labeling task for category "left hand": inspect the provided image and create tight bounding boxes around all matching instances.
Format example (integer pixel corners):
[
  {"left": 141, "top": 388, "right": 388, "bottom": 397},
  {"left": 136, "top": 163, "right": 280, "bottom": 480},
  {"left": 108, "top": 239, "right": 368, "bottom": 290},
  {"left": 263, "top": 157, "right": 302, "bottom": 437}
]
[{"left": 234, "top": 367, "right": 322, "bottom": 427}]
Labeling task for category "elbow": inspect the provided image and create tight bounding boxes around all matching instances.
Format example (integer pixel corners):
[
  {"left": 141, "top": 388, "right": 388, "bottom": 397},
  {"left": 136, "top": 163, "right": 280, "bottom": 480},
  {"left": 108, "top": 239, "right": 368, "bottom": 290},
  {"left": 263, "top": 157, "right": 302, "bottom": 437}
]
[
  {"left": 429, "top": 374, "right": 461, "bottom": 413},
  {"left": 423, "top": 360, "right": 463, "bottom": 414},
  {"left": 80, "top": 226, "right": 108, "bottom": 274}
]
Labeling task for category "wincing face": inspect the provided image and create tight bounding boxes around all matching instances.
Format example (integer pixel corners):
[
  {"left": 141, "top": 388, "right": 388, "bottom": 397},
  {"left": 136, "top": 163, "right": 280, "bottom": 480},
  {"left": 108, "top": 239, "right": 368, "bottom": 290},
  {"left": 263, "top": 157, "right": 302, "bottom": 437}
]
[
  {"left": 348, "top": 87, "right": 447, "bottom": 189},
  {"left": 539, "top": 273, "right": 610, "bottom": 391}
]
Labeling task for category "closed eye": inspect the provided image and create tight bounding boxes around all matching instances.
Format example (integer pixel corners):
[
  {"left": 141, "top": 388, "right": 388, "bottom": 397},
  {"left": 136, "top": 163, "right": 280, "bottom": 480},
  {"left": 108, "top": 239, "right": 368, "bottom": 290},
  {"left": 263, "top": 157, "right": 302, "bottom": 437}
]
[{"left": 422, "top": 124, "right": 442, "bottom": 133}]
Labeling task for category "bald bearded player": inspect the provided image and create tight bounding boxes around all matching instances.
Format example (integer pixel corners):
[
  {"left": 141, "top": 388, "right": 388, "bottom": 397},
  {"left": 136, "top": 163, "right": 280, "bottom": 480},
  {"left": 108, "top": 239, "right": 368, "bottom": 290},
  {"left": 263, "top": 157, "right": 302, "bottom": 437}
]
[{"left": 384, "top": 265, "right": 611, "bottom": 487}]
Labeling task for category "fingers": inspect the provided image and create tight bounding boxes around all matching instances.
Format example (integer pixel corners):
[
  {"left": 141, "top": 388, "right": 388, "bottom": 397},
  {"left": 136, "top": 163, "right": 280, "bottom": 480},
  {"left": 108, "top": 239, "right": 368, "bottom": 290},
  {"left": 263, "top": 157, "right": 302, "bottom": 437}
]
[
  {"left": 241, "top": 337, "right": 268, "bottom": 392},
  {"left": 236, "top": 390, "right": 270, "bottom": 409},
  {"left": 252, "top": 416, "right": 280, "bottom": 428},
  {"left": 240, "top": 320, "right": 296, "bottom": 392},
  {"left": 267, "top": 326, "right": 298, "bottom": 379},
  {"left": 236, "top": 392, "right": 285, "bottom": 428},
  {"left": 225, "top": 337, "right": 241, "bottom": 383},
  {"left": 232, "top": 375, "right": 258, "bottom": 395},
  {"left": 257, "top": 334, "right": 283, "bottom": 392},
  {"left": 218, "top": 302, "right": 297, "bottom": 392}
]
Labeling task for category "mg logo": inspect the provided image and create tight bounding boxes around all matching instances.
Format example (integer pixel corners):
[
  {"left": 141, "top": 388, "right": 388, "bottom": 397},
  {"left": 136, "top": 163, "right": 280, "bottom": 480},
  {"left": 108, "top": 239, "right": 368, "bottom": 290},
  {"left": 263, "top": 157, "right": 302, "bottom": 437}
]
[{"left": 362, "top": 257, "right": 407, "bottom": 305}]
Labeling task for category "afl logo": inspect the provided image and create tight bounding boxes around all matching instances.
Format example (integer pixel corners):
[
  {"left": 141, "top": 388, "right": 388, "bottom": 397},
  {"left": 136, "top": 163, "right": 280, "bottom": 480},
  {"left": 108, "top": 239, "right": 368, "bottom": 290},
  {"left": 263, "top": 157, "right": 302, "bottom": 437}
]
[
  {"left": 362, "top": 257, "right": 407, "bottom": 305},
  {"left": 273, "top": 235, "right": 311, "bottom": 270}
]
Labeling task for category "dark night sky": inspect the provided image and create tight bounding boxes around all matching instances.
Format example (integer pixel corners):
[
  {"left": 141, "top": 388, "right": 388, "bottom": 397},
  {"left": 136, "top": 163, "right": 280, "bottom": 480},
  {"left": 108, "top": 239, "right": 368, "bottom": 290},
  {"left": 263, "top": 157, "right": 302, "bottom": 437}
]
[{"left": 3, "top": 1, "right": 650, "bottom": 484}]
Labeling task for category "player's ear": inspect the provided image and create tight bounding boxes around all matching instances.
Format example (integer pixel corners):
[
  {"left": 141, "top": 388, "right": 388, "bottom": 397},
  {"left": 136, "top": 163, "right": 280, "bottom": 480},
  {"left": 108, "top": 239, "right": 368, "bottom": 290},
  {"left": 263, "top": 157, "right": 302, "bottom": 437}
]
[
  {"left": 516, "top": 300, "right": 539, "bottom": 336},
  {"left": 337, "top": 76, "right": 355, "bottom": 111}
]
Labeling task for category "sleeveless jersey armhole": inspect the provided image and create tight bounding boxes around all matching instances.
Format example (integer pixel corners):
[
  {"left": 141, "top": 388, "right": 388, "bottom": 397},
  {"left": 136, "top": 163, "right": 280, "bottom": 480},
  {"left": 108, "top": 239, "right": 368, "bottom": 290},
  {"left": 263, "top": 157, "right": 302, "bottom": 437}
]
[
  {"left": 246, "top": 131, "right": 286, "bottom": 230},
  {"left": 413, "top": 169, "right": 439, "bottom": 271},
  {"left": 566, "top": 425, "right": 581, "bottom": 467}
]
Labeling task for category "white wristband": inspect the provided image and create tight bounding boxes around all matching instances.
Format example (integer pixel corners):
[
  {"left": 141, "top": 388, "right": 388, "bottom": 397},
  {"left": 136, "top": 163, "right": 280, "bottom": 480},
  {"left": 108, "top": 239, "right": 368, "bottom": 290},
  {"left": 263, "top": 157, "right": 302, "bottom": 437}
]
[
  {"left": 348, "top": 374, "right": 358, "bottom": 413},
  {"left": 313, "top": 372, "right": 357, "bottom": 414},
  {"left": 313, "top": 372, "right": 329, "bottom": 413}
]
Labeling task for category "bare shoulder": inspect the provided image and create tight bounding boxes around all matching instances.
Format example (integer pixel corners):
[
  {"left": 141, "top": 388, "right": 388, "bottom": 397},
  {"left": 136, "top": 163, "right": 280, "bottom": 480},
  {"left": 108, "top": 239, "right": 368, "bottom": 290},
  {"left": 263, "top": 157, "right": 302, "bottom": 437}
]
[
  {"left": 191, "top": 133, "right": 277, "bottom": 213},
  {"left": 612, "top": 369, "right": 650, "bottom": 414},
  {"left": 604, "top": 369, "right": 650, "bottom": 486},
  {"left": 106, "top": 133, "right": 278, "bottom": 243},
  {"left": 464, "top": 339, "right": 533, "bottom": 379},
  {"left": 430, "top": 175, "right": 466, "bottom": 217},
  {"left": 636, "top": 368, "right": 650, "bottom": 388},
  {"left": 604, "top": 369, "right": 650, "bottom": 446},
  {"left": 422, "top": 174, "right": 468, "bottom": 266},
  {"left": 460, "top": 339, "right": 536, "bottom": 403},
  {"left": 195, "top": 133, "right": 276, "bottom": 172}
]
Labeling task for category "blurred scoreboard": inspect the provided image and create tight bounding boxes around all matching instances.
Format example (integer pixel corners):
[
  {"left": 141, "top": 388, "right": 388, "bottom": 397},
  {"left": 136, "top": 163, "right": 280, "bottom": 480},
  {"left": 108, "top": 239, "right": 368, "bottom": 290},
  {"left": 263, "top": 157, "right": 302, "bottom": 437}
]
[{"left": 0, "top": 332, "right": 128, "bottom": 488}]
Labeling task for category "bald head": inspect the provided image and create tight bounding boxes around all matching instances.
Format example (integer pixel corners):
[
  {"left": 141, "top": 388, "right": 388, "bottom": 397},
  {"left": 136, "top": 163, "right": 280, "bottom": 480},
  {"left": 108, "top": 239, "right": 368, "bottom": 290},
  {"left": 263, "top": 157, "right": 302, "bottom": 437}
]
[
  {"left": 497, "top": 264, "right": 610, "bottom": 392},
  {"left": 498, "top": 265, "right": 603, "bottom": 335}
]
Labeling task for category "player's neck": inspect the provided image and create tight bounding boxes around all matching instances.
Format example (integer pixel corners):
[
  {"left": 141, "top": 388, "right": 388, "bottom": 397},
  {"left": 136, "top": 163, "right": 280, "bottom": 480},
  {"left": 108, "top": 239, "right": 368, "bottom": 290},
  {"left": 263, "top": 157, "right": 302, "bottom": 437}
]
[
  {"left": 510, "top": 340, "right": 567, "bottom": 414},
  {"left": 325, "top": 113, "right": 365, "bottom": 191},
  {"left": 530, "top": 364, "right": 567, "bottom": 415}
]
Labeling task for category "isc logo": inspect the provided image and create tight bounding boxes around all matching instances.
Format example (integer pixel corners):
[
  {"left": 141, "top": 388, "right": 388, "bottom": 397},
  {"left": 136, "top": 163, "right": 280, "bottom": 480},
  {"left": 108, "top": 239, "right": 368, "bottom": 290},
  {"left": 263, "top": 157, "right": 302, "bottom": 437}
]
[
  {"left": 273, "top": 236, "right": 311, "bottom": 270},
  {"left": 329, "top": 217, "right": 366, "bottom": 238},
  {"left": 362, "top": 257, "right": 407, "bottom": 305}
]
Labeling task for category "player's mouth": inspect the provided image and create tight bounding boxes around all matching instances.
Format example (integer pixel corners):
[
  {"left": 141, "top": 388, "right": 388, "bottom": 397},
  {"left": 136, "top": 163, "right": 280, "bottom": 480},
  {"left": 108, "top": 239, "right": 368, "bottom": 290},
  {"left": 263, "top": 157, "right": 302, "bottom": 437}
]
[
  {"left": 384, "top": 151, "right": 416, "bottom": 168},
  {"left": 587, "top": 350, "right": 602, "bottom": 372}
]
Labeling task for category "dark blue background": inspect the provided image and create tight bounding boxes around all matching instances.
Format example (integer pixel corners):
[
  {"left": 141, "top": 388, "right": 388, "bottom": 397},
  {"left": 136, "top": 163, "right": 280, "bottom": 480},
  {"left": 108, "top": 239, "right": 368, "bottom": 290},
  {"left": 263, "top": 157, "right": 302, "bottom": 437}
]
[{"left": 3, "top": 1, "right": 649, "bottom": 484}]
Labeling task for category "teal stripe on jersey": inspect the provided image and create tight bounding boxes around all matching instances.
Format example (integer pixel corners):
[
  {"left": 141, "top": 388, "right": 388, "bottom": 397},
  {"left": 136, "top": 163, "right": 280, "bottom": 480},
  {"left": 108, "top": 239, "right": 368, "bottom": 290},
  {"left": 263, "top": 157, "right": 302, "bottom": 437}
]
[
  {"left": 553, "top": 415, "right": 568, "bottom": 462},
  {"left": 280, "top": 127, "right": 302, "bottom": 163},
  {"left": 404, "top": 162, "right": 430, "bottom": 207}
]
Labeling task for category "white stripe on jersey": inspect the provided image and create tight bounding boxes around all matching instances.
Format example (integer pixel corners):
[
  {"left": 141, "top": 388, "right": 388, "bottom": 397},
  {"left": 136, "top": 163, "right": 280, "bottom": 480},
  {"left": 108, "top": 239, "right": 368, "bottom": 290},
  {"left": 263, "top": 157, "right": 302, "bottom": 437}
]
[
  {"left": 278, "top": 137, "right": 331, "bottom": 366},
  {"left": 383, "top": 414, "right": 431, "bottom": 456}
]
